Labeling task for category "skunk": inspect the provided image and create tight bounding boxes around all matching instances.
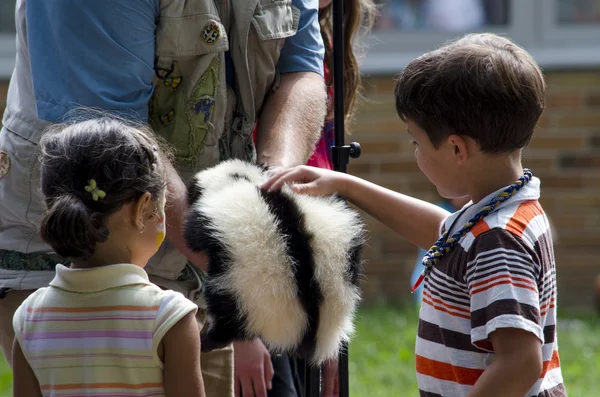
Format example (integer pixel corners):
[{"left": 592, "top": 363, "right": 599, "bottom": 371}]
[{"left": 184, "top": 159, "right": 365, "bottom": 365}]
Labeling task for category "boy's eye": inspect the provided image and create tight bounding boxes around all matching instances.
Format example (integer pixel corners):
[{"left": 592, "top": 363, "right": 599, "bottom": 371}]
[{"left": 410, "top": 140, "right": 418, "bottom": 146}]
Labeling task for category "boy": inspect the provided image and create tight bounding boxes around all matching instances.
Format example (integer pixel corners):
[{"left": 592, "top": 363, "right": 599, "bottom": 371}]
[{"left": 262, "top": 33, "right": 566, "bottom": 397}]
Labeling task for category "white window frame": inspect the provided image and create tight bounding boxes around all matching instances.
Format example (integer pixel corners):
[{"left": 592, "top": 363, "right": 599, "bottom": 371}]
[{"left": 360, "top": 0, "right": 600, "bottom": 74}]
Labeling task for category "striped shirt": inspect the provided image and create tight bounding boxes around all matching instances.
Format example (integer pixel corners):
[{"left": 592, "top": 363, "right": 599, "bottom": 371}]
[
  {"left": 13, "top": 263, "right": 197, "bottom": 397},
  {"left": 416, "top": 177, "right": 567, "bottom": 396}
]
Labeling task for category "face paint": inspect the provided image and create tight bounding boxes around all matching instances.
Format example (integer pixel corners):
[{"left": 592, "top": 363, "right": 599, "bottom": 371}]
[{"left": 156, "top": 192, "right": 166, "bottom": 249}]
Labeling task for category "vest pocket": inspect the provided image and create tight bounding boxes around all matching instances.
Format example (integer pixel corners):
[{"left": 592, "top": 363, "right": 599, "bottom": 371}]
[
  {"left": 151, "top": 14, "right": 228, "bottom": 168},
  {"left": 252, "top": 1, "right": 300, "bottom": 41}
]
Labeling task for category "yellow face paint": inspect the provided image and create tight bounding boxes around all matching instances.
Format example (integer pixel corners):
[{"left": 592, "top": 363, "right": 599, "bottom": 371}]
[
  {"left": 156, "top": 199, "right": 166, "bottom": 249},
  {"left": 156, "top": 231, "right": 165, "bottom": 248}
]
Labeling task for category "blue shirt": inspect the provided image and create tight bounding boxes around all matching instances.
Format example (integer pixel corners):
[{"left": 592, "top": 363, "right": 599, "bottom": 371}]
[{"left": 26, "top": 0, "right": 324, "bottom": 123}]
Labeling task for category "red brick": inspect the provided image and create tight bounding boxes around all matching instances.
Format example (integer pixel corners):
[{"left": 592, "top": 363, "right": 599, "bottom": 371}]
[
  {"left": 546, "top": 93, "right": 582, "bottom": 109},
  {"left": 521, "top": 156, "right": 556, "bottom": 170},
  {"left": 379, "top": 159, "right": 421, "bottom": 174},
  {"left": 545, "top": 71, "right": 600, "bottom": 88},
  {"left": 555, "top": 114, "right": 600, "bottom": 128},
  {"left": 539, "top": 174, "right": 583, "bottom": 189},
  {"left": 363, "top": 118, "right": 405, "bottom": 133},
  {"left": 586, "top": 93, "right": 600, "bottom": 108},
  {"left": 536, "top": 114, "right": 550, "bottom": 128},
  {"left": 590, "top": 132, "right": 600, "bottom": 147},
  {"left": 381, "top": 237, "right": 417, "bottom": 255},
  {"left": 528, "top": 135, "right": 585, "bottom": 150},
  {"left": 359, "top": 141, "right": 401, "bottom": 155},
  {"left": 559, "top": 154, "right": 600, "bottom": 169},
  {"left": 552, "top": 215, "right": 586, "bottom": 230},
  {"left": 351, "top": 72, "right": 600, "bottom": 308},
  {"left": 347, "top": 161, "right": 373, "bottom": 176}
]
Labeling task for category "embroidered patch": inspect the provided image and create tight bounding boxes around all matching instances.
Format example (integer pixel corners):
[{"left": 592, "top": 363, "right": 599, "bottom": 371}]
[
  {"left": 202, "top": 22, "right": 221, "bottom": 45},
  {"left": 194, "top": 96, "right": 216, "bottom": 122},
  {"left": 164, "top": 76, "right": 182, "bottom": 89},
  {"left": 0, "top": 151, "right": 10, "bottom": 179},
  {"left": 160, "top": 109, "right": 175, "bottom": 126}
]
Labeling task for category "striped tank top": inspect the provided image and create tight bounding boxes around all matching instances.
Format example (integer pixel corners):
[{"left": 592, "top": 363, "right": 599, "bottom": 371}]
[{"left": 13, "top": 263, "right": 197, "bottom": 397}]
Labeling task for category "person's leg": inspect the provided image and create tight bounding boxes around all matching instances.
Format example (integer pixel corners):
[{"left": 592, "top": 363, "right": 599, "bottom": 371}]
[
  {"left": 268, "top": 354, "right": 301, "bottom": 397},
  {"left": 0, "top": 289, "right": 34, "bottom": 366},
  {"left": 200, "top": 340, "right": 235, "bottom": 397}
]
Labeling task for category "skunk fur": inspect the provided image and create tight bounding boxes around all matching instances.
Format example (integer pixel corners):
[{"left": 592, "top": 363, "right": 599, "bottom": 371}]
[{"left": 184, "top": 159, "right": 365, "bottom": 365}]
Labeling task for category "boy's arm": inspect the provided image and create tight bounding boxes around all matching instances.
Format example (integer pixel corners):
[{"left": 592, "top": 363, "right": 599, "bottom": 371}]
[
  {"left": 467, "top": 328, "right": 542, "bottom": 397},
  {"left": 466, "top": 229, "right": 549, "bottom": 396},
  {"left": 343, "top": 174, "right": 450, "bottom": 250},
  {"left": 262, "top": 166, "right": 450, "bottom": 250},
  {"left": 12, "top": 339, "right": 43, "bottom": 397}
]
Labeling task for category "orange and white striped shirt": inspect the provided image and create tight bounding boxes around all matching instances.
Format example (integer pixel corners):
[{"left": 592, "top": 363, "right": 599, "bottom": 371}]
[{"left": 416, "top": 177, "right": 566, "bottom": 396}]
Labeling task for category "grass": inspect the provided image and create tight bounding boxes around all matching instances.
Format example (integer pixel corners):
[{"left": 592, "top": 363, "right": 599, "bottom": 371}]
[{"left": 0, "top": 304, "right": 598, "bottom": 396}]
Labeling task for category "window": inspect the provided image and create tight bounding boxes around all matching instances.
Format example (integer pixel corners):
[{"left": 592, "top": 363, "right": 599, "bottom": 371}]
[
  {"left": 362, "top": 0, "right": 600, "bottom": 73},
  {"left": 372, "top": 0, "right": 510, "bottom": 32},
  {"left": 557, "top": 0, "right": 600, "bottom": 24},
  {"left": 0, "top": 0, "right": 15, "bottom": 33},
  {"left": 0, "top": 0, "right": 16, "bottom": 78}
]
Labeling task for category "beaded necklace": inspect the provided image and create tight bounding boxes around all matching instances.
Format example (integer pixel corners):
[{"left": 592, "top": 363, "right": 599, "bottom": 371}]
[{"left": 411, "top": 169, "right": 534, "bottom": 293}]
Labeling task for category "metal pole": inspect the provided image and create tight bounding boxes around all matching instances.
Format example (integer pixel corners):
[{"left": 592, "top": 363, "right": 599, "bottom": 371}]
[
  {"left": 304, "top": 1, "right": 361, "bottom": 395},
  {"left": 331, "top": 1, "right": 360, "bottom": 397}
]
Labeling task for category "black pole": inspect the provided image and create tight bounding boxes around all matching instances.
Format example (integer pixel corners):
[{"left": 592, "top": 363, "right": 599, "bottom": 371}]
[
  {"left": 304, "top": 1, "right": 361, "bottom": 396},
  {"left": 331, "top": 0, "right": 361, "bottom": 175},
  {"left": 331, "top": 1, "right": 360, "bottom": 397}
]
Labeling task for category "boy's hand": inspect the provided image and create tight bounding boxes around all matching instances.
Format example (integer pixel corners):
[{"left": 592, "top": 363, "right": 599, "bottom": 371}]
[
  {"left": 468, "top": 328, "right": 543, "bottom": 397},
  {"left": 261, "top": 165, "right": 348, "bottom": 197}
]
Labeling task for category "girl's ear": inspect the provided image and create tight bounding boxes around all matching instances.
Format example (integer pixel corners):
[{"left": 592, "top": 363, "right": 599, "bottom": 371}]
[{"left": 132, "top": 192, "right": 153, "bottom": 230}]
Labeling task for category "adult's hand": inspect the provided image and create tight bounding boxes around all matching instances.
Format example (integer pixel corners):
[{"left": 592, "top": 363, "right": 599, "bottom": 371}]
[
  {"left": 322, "top": 358, "right": 339, "bottom": 397},
  {"left": 233, "top": 338, "right": 274, "bottom": 397},
  {"left": 163, "top": 161, "right": 209, "bottom": 271}
]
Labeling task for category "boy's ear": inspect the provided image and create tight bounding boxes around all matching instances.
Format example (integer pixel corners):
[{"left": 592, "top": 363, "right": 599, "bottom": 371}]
[
  {"left": 132, "top": 192, "right": 153, "bottom": 229},
  {"left": 448, "top": 134, "right": 469, "bottom": 165}
]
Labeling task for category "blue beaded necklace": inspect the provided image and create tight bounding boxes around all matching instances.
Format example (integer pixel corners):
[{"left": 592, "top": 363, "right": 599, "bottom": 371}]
[{"left": 411, "top": 169, "right": 534, "bottom": 293}]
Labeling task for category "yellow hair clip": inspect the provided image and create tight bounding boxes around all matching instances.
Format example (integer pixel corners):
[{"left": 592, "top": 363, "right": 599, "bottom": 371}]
[{"left": 85, "top": 179, "right": 106, "bottom": 201}]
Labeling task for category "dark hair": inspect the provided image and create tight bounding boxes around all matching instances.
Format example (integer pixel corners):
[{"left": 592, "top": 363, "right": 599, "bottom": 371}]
[
  {"left": 39, "top": 117, "right": 169, "bottom": 260},
  {"left": 394, "top": 33, "right": 546, "bottom": 153}
]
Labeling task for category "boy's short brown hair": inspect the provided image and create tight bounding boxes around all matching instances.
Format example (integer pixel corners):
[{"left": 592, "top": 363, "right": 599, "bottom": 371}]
[{"left": 394, "top": 33, "right": 546, "bottom": 153}]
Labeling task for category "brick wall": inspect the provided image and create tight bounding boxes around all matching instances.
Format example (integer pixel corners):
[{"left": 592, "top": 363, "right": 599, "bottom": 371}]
[
  {"left": 349, "top": 71, "right": 600, "bottom": 309},
  {"left": 1, "top": 70, "right": 599, "bottom": 309}
]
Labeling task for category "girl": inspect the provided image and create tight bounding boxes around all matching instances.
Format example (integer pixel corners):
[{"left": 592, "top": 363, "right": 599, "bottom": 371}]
[
  {"left": 11, "top": 118, "right": 205, "bottom": 397},
  {"left": 309, "top": 0, "right": 376, "bottom": 170}
]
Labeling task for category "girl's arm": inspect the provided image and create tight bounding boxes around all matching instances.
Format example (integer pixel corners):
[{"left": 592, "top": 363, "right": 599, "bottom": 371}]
[
  {"left": 12, "top": 339, "right": 42, "bottom": 397},
  {"left": 163, "top": 312, "right": 206, "bottom": 397},
  {"left": 262, "top": 166, "right": 450, "bottom": 250}
]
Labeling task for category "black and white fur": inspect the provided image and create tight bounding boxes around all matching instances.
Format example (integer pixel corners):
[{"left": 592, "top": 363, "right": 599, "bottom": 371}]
[{"left": 184, "top": 159, "right": 365, "bottom": 365}]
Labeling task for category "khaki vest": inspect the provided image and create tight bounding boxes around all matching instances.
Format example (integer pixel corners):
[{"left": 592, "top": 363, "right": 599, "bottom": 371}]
[
  {"left": 150, "top": 0, "right": 300, "bottom": 171},
  {"left": 0, "top": 0, "right": 298, "bottom": 280}
]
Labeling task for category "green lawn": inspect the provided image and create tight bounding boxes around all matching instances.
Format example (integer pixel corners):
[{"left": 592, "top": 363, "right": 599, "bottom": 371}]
[{"left": 0, "top": 304, "right": 598, "bottom": 396}]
